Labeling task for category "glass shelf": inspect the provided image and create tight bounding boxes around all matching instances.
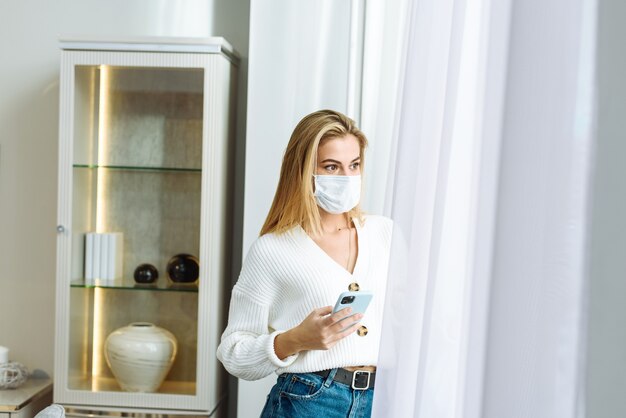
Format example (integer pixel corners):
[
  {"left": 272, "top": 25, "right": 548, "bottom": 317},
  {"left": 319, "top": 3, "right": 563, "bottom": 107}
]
[
  {"left": 73, "top": 164, "right": 201, "bottom": 173},
  {"left": 68, "top": 376, "right": 196, "bottom": 395},
  {"left": 71, "top": 278, "right": 199, "bottom": 292}
]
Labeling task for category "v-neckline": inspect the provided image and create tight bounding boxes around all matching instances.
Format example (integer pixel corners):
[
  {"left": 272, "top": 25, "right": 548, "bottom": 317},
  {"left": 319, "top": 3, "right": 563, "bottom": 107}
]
[{"left": 297, "top": 218, "right": 364, "bottom": 277}]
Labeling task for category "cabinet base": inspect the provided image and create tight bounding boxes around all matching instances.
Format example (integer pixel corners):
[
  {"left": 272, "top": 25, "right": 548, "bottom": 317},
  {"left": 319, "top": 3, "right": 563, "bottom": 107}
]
[{"left": 62, "top": 399, "right": 224, "bottom": 418}]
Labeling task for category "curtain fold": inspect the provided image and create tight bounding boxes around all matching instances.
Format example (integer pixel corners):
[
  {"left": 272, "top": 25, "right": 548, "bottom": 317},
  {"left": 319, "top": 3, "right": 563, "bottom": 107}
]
[
  {"left": 373, "top": 0, "right": 593, "bottom": 416},
  {"left": 372, "top": 0, "right": 476, "bottom": 415}
]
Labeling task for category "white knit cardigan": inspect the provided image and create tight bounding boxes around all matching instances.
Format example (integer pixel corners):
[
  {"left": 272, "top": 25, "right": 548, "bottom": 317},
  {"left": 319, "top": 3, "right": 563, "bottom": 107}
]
[{"left": 216, "top": 215, "right": 393, "bottom": 381}]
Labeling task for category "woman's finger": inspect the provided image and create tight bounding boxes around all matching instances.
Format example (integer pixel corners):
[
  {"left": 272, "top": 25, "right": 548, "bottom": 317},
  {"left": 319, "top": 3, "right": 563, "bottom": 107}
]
[
  {"left": 321, "top": 306, "right": 350, "bottom": 326},
  {"left": 331, "top": 313, "right": 362, "bottom": 332},
  {"left": 316, "top": 306, "right": 333, "bottom": 316},
  {"left": 332, "top": 320, "right": 362, "bottom": 342},
  {"left": 330, "top": 307, "right": 353, "bottom": 322}
]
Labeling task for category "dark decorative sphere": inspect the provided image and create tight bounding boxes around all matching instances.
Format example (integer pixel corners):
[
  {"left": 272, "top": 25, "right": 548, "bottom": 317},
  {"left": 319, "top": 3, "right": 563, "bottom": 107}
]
[
  {"left": 133, "top": 264, "right": 159, "bottom": 284},
  {"left": 166, "top": 253, "right": 199, "bottom": 283}
]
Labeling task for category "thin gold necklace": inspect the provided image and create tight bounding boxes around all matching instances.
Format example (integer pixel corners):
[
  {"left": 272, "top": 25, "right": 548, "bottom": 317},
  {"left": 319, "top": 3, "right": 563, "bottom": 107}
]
[
  {"left": 341, "top": 221, "right": 352, "bottom": 271},
  {"left": 338, "top": 226, "right": 350, "bottom": 271},
  {"left": 322, "top": 218, "right": 352, "bottom": 271}
]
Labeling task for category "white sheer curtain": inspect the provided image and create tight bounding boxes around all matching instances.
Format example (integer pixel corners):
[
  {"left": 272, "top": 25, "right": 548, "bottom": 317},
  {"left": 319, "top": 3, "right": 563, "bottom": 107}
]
[
  {"left": 372, "top": 0, "right": 506, "bottom": 416},
  {"left": 372, "top": 0, "right": 595, "bottom": 416}
]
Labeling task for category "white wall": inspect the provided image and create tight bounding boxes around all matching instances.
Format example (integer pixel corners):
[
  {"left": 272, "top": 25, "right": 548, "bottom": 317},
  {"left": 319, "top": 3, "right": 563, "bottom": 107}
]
[
  {"left": 0, "top": 0, "right": 249, "bottom": 402},
  {"left": 586, "top": 1, "right": 626, "bottom": 416}
]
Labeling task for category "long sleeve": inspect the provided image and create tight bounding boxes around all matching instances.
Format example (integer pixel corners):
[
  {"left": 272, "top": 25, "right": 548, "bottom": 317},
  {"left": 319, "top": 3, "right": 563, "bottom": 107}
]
[{"left": 216, "top": 238, "right": 299, "bottom": 380}]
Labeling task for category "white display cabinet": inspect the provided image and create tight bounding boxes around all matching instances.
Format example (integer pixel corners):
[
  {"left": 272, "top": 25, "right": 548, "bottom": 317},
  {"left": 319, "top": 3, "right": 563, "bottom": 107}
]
[{"left": 53, "top": 37, "right": 237, "bottom": 416}]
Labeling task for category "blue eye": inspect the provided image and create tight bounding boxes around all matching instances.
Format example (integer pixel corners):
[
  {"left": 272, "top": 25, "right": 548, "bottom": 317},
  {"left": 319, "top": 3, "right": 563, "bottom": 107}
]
[{"left": 325, "top": 164, "right": 337, "bottom": 172}]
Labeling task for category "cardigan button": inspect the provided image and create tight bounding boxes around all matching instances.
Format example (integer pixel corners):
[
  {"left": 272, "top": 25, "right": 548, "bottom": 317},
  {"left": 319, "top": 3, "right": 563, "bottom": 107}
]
[
  {"left": 348, "top": 282, "right": 360, "bottom": 291},
  {"left": 357, "top": 325, "right": 368, "bottom": 337}
]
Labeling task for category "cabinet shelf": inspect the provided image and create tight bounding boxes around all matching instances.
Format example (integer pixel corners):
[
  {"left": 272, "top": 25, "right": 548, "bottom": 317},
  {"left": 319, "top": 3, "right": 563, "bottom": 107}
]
[
  {"left": 73, "top": 164, "right": 201, "bottom": 173},
  {"left": 68, "top": 376, "right": 196, "bottom": 395},
  {"left": 70, "top": 278, "right": 199, "bottom": 292}
]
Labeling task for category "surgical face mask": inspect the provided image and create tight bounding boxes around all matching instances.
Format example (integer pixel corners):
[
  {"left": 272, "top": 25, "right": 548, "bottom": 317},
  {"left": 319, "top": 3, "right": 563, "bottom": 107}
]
[{"left": 313, "top": 174, "right": 361, "bottom": 214}]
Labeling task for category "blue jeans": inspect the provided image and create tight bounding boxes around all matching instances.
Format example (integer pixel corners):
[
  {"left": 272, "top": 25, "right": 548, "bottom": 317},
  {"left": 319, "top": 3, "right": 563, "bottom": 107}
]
[{"left": 260, "top": 369, "right": 374, "bottom": 418}]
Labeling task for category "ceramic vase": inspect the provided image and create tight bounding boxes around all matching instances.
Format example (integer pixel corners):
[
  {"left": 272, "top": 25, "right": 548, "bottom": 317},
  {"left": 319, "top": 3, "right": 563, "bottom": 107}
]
[{"left": 104, "top": 322, "right": 177, "bottom": 392}]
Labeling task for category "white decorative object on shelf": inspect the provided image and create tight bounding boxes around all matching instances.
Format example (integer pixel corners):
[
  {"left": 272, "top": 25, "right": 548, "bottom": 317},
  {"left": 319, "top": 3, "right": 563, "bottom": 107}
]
[
  {"left": 104, "top": 323, "right": 177, "bottom": 392},
  {"left": 84, "top": 233, "right": 94, "bottom": 279},
  {"left": 84, "top": 232, "right": 124, "bottom": 280},
  {"left": 107, "top": 233, "right": 123, "bottom": 279}
]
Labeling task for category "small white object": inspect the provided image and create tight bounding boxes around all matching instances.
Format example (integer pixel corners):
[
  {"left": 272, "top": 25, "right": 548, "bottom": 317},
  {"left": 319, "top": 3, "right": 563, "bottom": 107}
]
[
  {"left": 0, "top": 346, "right": 8, "bottom": 363},
  {"left": 107, "top": 233, "right": 124, "bottom": 279},
  {"left": 84, "top": 233, "right": 94, "bottom": 279},
  {"left": 100, "top": 233, "right": 110, "bottom": 280},
  {"left": 92, "top": 233, "right": 101, "bottom": 279},
  {"left": 85, "top": 232, "right": 124, "bottom": 280}
]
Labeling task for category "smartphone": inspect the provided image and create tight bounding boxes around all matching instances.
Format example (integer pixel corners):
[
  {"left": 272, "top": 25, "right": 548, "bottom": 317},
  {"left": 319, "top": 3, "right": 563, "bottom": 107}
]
[{"left": 332, "top": 290, "right": 373, "bottom": 317}]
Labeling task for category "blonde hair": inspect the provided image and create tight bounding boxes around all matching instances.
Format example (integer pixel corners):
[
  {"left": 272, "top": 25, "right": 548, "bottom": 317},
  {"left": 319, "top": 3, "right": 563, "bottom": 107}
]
[{"left": 260, "top": 110, "right": 368, "bottom": 237}]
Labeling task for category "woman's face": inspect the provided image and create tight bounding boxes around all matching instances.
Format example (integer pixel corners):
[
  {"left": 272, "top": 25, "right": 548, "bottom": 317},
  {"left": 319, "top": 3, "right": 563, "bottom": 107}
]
[{"left": 316, "top": 134, "right": 361, "bottom": 176}]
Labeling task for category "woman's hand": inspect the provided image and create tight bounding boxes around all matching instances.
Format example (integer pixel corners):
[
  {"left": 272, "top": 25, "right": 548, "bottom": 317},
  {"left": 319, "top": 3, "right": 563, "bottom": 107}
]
[{"left": 274, "top": 306, "right": 363, "bottom": 360}]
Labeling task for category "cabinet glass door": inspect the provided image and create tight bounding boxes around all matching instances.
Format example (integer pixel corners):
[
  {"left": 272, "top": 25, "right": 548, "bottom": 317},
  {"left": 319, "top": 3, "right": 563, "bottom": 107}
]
[{"left": 68, "top": 65, "right": 204, "bottom": 396}]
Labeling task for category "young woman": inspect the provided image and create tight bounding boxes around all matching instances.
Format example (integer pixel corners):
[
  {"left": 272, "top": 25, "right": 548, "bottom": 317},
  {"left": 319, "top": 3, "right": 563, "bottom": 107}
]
[{"left": 217, "top": 110, "right": 392, "bottom": 417}]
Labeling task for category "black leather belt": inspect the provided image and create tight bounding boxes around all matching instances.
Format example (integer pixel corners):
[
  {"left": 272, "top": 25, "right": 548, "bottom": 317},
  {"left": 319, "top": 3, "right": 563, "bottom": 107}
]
[{"left": 313, "top": 368, "right": 376, "bottom": 390}]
